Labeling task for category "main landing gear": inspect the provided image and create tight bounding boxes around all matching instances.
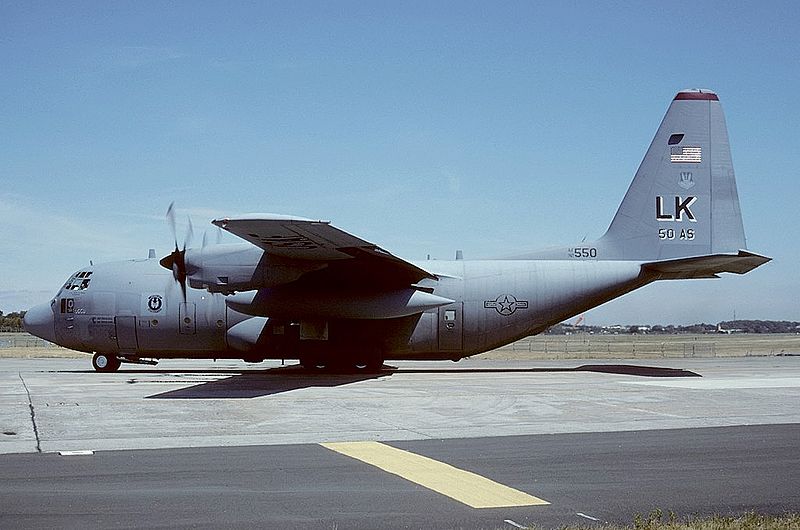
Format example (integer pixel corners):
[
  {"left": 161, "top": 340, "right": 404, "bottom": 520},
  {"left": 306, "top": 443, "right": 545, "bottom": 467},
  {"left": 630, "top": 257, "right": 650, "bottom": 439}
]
[{"left": 298, "top": 351, "right": 384, "bottom": 373}]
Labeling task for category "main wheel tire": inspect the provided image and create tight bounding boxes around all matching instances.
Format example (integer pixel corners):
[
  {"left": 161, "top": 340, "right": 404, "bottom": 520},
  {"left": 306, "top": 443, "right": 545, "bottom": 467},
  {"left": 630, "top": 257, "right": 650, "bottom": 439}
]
[
  {"left": 299, "top": 355, "right": 327, "bottom": 371},
  {"left": 353, "top": 351, "right": 384, "bottom": 373},
  {"left": 92, "top": 353, "right": 121, "bottom": 373},
  {"left": 366, "top": 356, "right": 384, "bottom": 372}
]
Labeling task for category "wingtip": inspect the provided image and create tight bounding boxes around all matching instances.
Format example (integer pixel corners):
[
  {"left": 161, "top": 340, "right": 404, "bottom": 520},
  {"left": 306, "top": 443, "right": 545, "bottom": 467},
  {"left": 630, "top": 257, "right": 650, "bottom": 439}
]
[{"left": 212, "top": 213, "right": 328, "bottom": 226}]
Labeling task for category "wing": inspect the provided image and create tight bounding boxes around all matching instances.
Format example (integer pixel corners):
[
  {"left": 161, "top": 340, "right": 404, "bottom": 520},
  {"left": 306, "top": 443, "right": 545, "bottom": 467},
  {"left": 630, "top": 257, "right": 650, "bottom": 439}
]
[{"left": 212, "top": 214, "right": 436, "bottom": 287}]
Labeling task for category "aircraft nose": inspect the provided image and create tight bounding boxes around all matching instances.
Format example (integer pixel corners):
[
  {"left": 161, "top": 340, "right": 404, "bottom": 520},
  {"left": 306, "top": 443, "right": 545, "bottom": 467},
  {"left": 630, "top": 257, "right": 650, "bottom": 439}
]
[{"left": 24, "top": 302, "right": 56, "bottom": 344}]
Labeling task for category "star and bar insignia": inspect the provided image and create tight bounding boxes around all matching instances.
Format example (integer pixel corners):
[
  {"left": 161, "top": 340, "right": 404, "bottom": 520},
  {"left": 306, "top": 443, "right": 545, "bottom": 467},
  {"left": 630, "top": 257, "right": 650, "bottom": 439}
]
[{"left": 484, "top": 294, "right": 529, "bottom": 316}]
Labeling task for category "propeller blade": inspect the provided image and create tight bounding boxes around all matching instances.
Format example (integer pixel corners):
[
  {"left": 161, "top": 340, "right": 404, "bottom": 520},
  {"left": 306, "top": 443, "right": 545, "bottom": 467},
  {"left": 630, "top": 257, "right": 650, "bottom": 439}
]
[
  {"left": 184, "top": 216, "right": 194, "bottom": 251},
  {"left": 160, "top": 202, "right": 191, "bottom": 303},
  {"left": 179, "top": 275, "right": 187, "bottom": 303},
  {"left": 166, "top": 201, "right": 178, "bottom": 249}
]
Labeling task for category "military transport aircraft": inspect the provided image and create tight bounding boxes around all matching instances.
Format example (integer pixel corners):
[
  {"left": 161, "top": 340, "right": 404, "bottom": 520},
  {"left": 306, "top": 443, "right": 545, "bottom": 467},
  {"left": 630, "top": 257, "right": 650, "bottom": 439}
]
[{"left": 24, "top": 89, "right": 770, "bottom": 372}]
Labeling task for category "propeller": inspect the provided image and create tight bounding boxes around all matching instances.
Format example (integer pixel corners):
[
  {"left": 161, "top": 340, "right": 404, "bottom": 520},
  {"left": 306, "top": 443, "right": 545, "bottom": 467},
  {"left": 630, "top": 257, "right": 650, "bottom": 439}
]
[
  {"left": 159, "top": 202, "right": 194, "bottom": 302},
  {"left": 201, "top": 224, "right": 224, "bottom": 249}
]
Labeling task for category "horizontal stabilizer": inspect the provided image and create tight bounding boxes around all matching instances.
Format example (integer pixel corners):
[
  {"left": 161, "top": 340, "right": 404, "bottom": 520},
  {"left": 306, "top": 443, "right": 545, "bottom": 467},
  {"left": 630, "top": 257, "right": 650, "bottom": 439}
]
[{"left": 642, "top": 250, "right": 771, "bottom": 279}]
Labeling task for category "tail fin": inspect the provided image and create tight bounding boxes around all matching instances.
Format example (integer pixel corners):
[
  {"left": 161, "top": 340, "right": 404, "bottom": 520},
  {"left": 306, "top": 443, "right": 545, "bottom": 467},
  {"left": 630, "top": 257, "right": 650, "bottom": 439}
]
[{"left": 600, "top": 89, "right": 748, "bottom": 261}]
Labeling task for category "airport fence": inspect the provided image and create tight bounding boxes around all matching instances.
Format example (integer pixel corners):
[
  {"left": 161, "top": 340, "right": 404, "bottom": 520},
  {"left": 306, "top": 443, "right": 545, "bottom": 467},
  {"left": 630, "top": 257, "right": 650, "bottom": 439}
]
[
  {"left": 2, "top": 332, "right": 799, "bottom": 359},
  {"left": 492, "top": 333, "right": 800, "bottom": 359},
  {"left": 0, "top": 333, "right": 59, "bottom": 349}
]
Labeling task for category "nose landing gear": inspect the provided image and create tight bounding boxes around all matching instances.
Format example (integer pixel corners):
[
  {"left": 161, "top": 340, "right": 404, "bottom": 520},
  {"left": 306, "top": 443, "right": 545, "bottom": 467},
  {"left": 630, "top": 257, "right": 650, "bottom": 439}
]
[
  {"left": 91, "top": 353, "right": 158, "bottom": 372},
  {"left": 92, "top": 353, "right": 121, "bottom": 373}
]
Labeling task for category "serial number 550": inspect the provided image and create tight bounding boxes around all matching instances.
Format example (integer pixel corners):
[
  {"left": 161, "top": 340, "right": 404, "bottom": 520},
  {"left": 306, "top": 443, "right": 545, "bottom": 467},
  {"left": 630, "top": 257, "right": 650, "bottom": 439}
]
[{"left": 568, "top": 247, "right": 597, "bottom": 258}]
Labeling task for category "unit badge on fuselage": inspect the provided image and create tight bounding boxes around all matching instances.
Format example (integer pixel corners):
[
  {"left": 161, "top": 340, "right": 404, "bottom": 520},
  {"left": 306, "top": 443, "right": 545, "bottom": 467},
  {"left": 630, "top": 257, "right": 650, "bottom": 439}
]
[
  {"left": 147, "top": 294, "right": 164, "bottom": 313},
  {"left": 484, "top": 294, "right": 529, "bottom": 316}
]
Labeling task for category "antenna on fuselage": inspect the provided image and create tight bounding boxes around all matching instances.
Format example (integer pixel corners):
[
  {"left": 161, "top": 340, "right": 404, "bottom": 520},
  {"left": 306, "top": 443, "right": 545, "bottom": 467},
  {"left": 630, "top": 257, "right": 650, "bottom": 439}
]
[{"left": 148, "top": 249, "right": 156, "bottom": 259}]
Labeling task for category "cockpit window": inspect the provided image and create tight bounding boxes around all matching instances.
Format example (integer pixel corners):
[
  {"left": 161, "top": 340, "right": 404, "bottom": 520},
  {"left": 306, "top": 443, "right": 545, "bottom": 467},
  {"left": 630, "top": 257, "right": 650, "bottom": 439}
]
[{"left": 63, "top": 271, "right": 93, "bottom": 291}]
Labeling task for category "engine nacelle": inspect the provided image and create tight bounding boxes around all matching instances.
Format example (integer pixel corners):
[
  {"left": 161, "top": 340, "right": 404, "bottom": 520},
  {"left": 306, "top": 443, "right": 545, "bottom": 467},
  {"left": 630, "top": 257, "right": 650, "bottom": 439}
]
[
  {"left": 226, "top": 287, "right": 454, "bottom": 319},
  {"left": 185, "top": 243, "right": 325, "bottom": 294}
]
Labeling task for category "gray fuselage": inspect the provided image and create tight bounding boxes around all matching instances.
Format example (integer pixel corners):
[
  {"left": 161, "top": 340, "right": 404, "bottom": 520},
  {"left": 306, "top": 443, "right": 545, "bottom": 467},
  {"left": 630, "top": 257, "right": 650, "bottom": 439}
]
[{"left": 39, "top": 256, "right": 648, "bottom": 362}]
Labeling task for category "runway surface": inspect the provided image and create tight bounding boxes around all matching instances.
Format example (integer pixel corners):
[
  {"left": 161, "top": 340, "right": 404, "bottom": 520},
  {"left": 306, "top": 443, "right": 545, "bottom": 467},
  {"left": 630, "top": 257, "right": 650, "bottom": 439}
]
[{"left": 1, "top": 357, "right": 799, "bottom": 528}]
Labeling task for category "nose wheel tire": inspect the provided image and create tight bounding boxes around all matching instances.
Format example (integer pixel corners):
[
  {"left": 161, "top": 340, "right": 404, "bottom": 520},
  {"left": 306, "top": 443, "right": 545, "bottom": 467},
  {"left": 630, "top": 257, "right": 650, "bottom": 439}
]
[{"left": 92, "top": 353, "right": 121, "bottom": 372}]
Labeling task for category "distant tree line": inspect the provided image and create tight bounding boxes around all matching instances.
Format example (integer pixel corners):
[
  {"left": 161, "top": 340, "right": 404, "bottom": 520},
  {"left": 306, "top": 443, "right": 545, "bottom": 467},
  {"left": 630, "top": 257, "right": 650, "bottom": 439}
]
[
  {"left": 547, "top": 320, "right": 800, "bottom": 335},
  {"left": 0, "top": 311, "right": 26, "bottom": 332},
  {"left": 718, "top": 320, "right": 800, "bottom": 334}
]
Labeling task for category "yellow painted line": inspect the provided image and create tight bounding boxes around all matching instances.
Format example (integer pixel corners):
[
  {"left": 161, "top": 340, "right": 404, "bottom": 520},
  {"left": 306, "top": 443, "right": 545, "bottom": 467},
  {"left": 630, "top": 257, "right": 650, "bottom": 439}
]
[{"left": 320, "top": 441, "right": 549, "bottom": 509}]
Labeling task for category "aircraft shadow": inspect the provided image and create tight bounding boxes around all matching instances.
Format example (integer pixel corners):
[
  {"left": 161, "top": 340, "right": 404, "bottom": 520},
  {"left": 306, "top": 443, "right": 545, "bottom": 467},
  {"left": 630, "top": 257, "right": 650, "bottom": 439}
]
[
  {"left": 573, "top": 364, "right": 701, "bottom": 377},
  {"left": 145, "top": 365, "right": 390, "bottom": 399},
  {"left": 144, "top": 363, "right": 699, "bottom": 399},
  {"left": 391, "top": 364, "right": 701, "bottom": 378}
]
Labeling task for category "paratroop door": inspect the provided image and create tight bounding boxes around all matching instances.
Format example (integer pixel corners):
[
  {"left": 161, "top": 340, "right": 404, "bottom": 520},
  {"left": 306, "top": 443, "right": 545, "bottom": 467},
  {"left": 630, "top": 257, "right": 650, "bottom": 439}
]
[{"left": 438, "top": 302, "right": 463, "bottom": 351}]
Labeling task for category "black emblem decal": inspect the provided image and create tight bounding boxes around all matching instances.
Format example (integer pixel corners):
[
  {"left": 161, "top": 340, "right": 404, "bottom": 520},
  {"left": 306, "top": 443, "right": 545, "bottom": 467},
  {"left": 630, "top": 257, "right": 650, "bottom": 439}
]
[
  {"left": 147, "top": 294, "right": 163, "bottom": 313},
  {"left": 484, "top": 294, "right": 529, "bottom": 316}
]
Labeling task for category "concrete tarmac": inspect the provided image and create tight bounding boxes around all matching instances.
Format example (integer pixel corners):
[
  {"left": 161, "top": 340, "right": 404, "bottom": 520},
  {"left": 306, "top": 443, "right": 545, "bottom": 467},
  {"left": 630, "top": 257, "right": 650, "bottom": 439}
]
[{"left": 0, "top": 356, "right": 799, "bottom": 528}]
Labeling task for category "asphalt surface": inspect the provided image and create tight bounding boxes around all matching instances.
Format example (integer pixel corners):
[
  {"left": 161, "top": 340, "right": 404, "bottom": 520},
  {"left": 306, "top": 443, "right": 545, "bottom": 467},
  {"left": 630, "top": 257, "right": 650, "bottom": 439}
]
[
  {"left": 1, "top": 424, "right": 797, "bottom": 529},
  {"left": 1, "top": 357, "right": 799, "bottom": 528}
]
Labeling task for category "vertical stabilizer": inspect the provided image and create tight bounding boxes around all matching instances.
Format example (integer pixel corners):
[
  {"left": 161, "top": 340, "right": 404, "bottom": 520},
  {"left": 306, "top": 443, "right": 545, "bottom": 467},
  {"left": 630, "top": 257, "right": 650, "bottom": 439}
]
[{"left": 599, "top": 89, "right": 747, "bottom": 260}]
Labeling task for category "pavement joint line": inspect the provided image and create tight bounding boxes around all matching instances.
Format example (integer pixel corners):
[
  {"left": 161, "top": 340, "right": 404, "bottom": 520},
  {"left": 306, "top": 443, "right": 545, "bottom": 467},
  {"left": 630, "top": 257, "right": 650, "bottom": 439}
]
[
  {"left": 320, "top": 441, "right": 550, "bottom": 509},
  {"left": 18, "top": 372, "right": 41, "bottom": 453}
]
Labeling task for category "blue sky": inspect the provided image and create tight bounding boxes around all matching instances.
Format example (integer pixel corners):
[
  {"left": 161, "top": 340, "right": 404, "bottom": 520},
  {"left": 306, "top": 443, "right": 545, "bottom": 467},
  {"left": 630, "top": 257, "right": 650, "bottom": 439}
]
[{"left": 1, "top": 1, "right": 798, "bottom": 324}]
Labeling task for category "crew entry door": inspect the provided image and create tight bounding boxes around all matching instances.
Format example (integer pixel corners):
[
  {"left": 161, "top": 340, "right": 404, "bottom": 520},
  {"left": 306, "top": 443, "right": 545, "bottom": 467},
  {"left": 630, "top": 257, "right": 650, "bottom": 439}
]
[
  {"left": 438, "top": 302, "right": 463, "bottom": 352},
  {"left": 115, "top": 316, "right": 138, "bottom": 352}
]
